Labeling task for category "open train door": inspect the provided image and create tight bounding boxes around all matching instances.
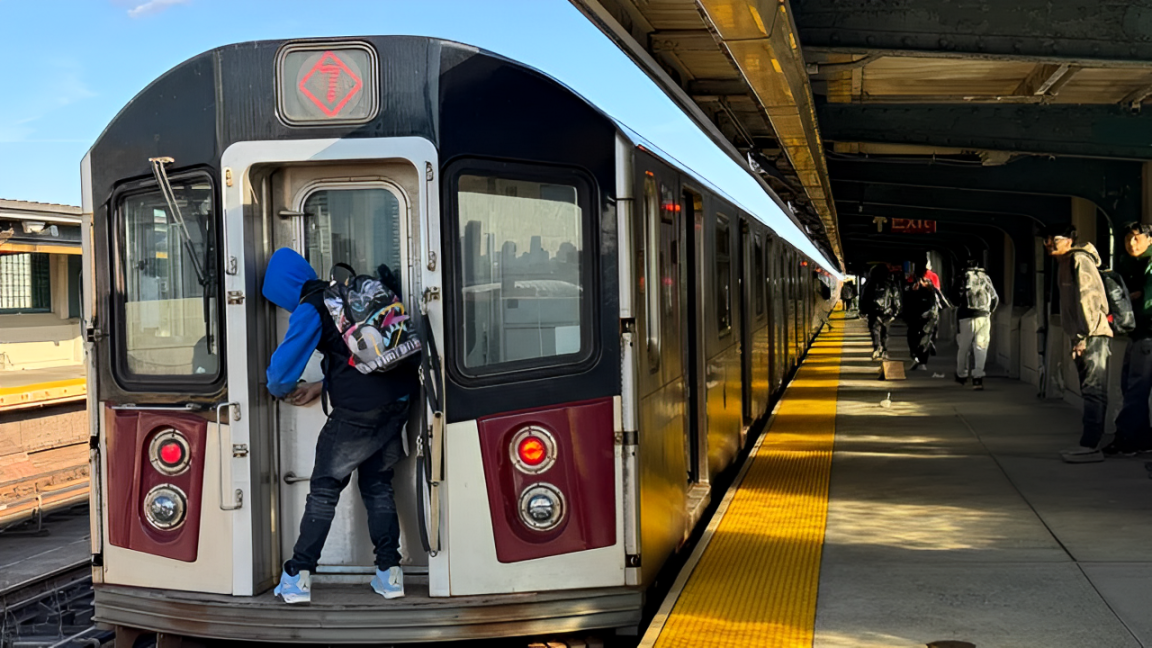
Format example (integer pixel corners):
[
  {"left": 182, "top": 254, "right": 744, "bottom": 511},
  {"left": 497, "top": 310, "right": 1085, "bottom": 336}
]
[{"left": 220, "top": 137, "right": 445, "bottom": 594}]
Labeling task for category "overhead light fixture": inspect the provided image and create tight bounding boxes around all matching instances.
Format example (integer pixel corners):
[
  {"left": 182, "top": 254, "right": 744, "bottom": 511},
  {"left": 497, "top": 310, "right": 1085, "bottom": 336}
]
[{"left": 22, "top": 221, "right": 45, "bottom": 234}]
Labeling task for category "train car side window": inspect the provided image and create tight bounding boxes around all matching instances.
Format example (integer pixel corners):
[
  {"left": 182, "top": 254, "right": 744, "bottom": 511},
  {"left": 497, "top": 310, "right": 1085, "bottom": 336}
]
[
  {"left": 716, "top": 214, "right": 731, "bottom": 334},
  {"left": 643, "top": 177, "right": 660, "bottom": 370},
  {"left": 114, "top": 176, "right": 220, "bottom": 384},
  {"left": 453, "top": 170, "right": 593, "bottom": 378}
]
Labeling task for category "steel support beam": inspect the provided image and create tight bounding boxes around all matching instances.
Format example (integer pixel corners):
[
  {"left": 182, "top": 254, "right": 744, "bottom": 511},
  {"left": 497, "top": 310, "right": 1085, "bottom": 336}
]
[
  {"left": 826, "top": 157, "right": 1142, "bottom": 224},
  {"left": 818, "top": 103, "right": 1152, "bottom": 161},
  {"left": 832, "top": 181, "right": 1071, "bottom": 225},
  {"left": 568, "top": 0, "right": 843, "bottom": 268},
  {"left": 696, "top": 0, "right": 844, "bottom": 263},
  {"left": 792, "top": 0, "right": 1152, "bottom": 65}
]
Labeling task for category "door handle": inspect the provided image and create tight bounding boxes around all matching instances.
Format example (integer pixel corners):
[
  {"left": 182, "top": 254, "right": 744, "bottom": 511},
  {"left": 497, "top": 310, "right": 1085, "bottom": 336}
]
[{"left": 283, "top": 471, "right": 311, "bottom": 484}]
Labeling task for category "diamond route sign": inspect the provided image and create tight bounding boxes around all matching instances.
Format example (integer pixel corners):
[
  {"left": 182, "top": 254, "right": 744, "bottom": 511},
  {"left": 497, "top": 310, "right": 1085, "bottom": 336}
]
[{"left": 297, "top": 51, "right": 363, "bottom": 117}]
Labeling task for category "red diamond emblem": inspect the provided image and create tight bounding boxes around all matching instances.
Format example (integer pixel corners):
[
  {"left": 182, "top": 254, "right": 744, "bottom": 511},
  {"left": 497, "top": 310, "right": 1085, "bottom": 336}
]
[{"left": 298, "top": 51, "right": 363, "bottom": 117}]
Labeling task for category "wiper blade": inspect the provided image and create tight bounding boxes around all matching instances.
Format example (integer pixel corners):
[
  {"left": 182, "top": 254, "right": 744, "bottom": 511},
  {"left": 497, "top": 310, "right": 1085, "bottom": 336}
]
[
  {"left": 149, "top": 157, "right": 208, "bottom": 288},
  {"left": 150, "top": 156, "right": 216, "bottom": 355}
]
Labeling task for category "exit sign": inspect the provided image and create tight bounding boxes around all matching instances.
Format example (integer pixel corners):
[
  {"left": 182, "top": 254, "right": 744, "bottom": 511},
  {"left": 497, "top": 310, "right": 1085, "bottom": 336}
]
[{"left": 892, "top": 218, "right": 937, "bottom": 234}]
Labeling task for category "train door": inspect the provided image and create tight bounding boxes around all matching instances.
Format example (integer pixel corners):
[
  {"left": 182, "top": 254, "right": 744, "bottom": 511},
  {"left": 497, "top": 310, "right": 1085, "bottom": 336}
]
[
  {"left": 266, "top": 164, "right": 425, "bottom": 580},
  {"left": 682, "top": 188, "right": 706, "bottom": 484},
  {"left": 739, "top": 220, "right": 753, "bottom": 426}
]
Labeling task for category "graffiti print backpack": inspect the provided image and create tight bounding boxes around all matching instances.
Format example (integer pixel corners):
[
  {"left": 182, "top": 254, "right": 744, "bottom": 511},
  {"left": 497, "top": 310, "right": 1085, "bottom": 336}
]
[
  {"left": 960, "top": 268, "right": 997, "bottom": 313},
  {"left": 307, "top": 263, "right": 422, "bottom": 374}
]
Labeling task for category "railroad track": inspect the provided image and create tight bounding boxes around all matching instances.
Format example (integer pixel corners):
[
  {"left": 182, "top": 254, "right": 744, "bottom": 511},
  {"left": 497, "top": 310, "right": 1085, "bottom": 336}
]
[
  {"left": 0, "top": 559, "right": 110, "bottom": 648},
  {"left": 0, "top": 508, "right": 111, "bottom": 648}
]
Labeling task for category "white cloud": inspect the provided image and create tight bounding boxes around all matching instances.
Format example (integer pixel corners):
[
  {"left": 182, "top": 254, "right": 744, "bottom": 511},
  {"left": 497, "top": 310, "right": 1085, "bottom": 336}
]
[{"left": 127, "top": 0, "right": 188, "bottom": 18}]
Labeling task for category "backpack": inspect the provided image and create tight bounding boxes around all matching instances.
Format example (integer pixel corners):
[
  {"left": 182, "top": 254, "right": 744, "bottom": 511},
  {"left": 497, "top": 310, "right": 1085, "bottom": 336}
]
[
  {"left": 1100, "top": 269, "right": 1136, "bottom": 334},
  {"left": 868, "top": 280, "right": 901, "bottom": 318},
  {"left": 306, "top": 263, "right": 423, "bottom": 374},
  {"left": 1072, "top": 251, "right": 1136, "bottom": 335},
  {"left": 960, "top": 268, "right": 997, "bottom": 313}
]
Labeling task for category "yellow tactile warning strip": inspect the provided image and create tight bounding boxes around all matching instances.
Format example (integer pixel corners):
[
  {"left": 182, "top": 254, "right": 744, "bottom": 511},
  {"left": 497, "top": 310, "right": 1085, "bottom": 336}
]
[{"left": 647, "top": 315, "right": 844, "bottom": 648}]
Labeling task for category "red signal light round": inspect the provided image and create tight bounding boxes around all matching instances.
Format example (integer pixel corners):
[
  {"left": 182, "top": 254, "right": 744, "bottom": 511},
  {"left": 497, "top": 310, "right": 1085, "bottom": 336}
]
[
  {"left": 509, "top": 426, "right": 557, "bottom": 474},
  {"left": 159, "top": 441, "right": 184, "bottom": 466},
  {"left": 149, "top": 428, "right": 190, "bottom": 476},
  {"left": 518, "top": 436, "right": 548, "bottom": 466}
]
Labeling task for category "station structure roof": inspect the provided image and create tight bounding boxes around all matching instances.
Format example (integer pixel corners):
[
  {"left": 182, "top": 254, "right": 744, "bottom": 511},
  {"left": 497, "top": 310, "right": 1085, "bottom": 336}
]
[{"left": 569, "top": 0, "right": 1152, "bottom": 272}]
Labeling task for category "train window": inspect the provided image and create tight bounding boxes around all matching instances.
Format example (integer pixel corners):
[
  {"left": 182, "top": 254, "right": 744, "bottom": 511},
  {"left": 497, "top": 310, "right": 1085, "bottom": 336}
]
[
  {"left": 115, "top": 177, "right": 219, "bottom": 382},
  {"left": 716, "top": 215, "right": 731, "bottom": 333},
  {"left": 643, "top": 177, "right": 660, "bottom": 370},
  {"left": 301, "top": 186, "right": 403, "bottom": 280},
  {"left": 754, "top": 235, "right": 765, "bottom": 316},
  {"left": 454, "top": 172, "right": 590, "bottom": 375}
]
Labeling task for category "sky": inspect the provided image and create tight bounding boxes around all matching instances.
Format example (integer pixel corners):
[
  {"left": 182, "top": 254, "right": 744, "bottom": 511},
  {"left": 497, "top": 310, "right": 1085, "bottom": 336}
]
[{"left": 0, "top": 0, "right": 829, "bottom": 264}]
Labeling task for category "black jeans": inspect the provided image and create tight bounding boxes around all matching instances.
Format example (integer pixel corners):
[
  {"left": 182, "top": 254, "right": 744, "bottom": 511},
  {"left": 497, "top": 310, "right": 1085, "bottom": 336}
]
[
  {"left": 1075, "top": 336, "right": 1111, "bottom": 449},
  {"left": 286, "top": 400, "right": 409, "bottom": 575},
  {"left": 1115, "top": 337, "right": 1152, "bottom": 449},
  {"left": 868, "top": 314, "right": 893, "bottom": 353},
  {"left": 907, "top": 312, "right": 939, "bottom": 364}
]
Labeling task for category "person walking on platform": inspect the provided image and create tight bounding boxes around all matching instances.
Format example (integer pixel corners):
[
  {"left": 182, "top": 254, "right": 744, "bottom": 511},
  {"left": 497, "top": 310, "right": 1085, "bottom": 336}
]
[
  {"left": 954, "top": 259, "right": 999, "bottom": 390},
  {"left": 904, "top": 268, "right": 943, "bottom": 371},
  {"left": 1044, "top": 224, "right": 1113, "bottom": 464},
  {"left": 1110, "top": 223, "right": 1152, "bottom": 456},
  {"left": 861, "top": 264, "right": 902, "bottom": 360},
  {"left": 841, "top": 280, "right": 858, "bottom": 318}
]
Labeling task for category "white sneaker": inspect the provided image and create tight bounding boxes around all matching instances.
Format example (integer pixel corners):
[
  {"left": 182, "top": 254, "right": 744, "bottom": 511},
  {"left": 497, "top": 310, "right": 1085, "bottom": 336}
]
[
  {"left": 1060, "top": 445, "right": 1104, "bottom": 464},
  {"left": 274, "top": 569, "right": 311, "bottom": 604},
  {"left": 370, "top": 566, "right": 404, "bottom": 599}
]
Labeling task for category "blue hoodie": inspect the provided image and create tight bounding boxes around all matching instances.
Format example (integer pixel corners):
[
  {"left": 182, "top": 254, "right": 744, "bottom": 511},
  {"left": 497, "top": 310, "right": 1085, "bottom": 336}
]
[{"left": 263, "top": 248, "right": 321, "bottom": 398}]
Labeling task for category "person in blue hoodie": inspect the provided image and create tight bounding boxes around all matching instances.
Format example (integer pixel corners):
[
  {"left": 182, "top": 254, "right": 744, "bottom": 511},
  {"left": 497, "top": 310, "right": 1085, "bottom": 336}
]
[{"left": 262, "top": 248, "right": 418, "bottom": 604}]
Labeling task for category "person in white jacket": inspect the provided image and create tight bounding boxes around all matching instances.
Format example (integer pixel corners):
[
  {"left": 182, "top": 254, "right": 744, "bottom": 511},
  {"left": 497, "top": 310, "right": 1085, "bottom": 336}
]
[{"left": 953, "top": 259, "right": 999, "bottom": 390}]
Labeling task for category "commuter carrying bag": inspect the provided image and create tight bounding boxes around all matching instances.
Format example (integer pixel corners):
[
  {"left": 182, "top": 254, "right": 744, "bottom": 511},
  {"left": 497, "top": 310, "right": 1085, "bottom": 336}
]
[
  {"left": 1101, "top": 269, "right": 1136, "bottom": 334},
  {"left": 961, "top": 268, "right": 997, "bottom": 313},
  {"left": 1072, "top": 250, "right": 1136, "bottom": 335},
  {"left": 305, "top": 263, "right": 423, "bottom": 374}
]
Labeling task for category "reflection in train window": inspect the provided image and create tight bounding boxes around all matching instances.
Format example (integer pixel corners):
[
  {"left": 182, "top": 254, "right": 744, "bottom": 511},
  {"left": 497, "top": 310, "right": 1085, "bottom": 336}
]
[
  {"left": 301, "top": 186, "right": 403, "bottom": 282},
  {"left": 117, "top": 178, "right": 219, "bottom": 382},
  {"left": 456, "top": 174, "right": 586, "bottom": 372}
]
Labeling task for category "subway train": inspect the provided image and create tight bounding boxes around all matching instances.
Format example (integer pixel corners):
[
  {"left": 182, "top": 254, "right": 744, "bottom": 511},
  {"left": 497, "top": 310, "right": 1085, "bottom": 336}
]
[{"left": 79, "top": 35, "right": 837, "bottom": 643}]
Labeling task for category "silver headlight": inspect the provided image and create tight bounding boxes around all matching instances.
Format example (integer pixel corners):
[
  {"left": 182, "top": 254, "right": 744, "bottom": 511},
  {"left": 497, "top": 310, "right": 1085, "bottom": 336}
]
[
  {"left": 518, "top": 483, "right": 565, "bottom": 531},
  {"left": 143, "top": 484, "right": 187, "bottom": 530}
]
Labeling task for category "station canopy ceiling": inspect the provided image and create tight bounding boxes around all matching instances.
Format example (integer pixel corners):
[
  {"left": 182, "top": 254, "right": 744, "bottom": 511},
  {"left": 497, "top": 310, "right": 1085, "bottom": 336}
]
[{"left": 569, "top": 0, "right": 1152, "bottom": 271}]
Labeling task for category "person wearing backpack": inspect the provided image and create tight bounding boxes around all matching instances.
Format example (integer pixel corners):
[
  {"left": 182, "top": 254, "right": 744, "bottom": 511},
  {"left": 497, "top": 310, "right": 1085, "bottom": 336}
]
[
  {"left": 861, "top": 264, "right": 902, "bottom": 360},
  {"left": 262, "top": 248, "right": 420, "bottom": 603},
  {"left": 1109, "top": 222, "right": 1152, "bottom": 456},
  {"left": 953, "top": 259, "right": 999, "bottom": 390},
  {"left": 904, "top": 267, "right": 945, "bottom": 371},
  {"left": 1044, "top": 224, "right": 1112, "bottom": 464}
]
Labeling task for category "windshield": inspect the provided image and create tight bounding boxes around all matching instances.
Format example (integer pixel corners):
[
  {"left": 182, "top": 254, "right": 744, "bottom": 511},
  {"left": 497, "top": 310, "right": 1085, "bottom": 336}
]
[{"left": 117, "top": 179, "right": 219, "bottom": 382}]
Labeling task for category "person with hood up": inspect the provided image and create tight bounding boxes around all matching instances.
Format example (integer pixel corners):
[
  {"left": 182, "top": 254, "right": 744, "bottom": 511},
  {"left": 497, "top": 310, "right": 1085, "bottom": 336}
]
[
  {"left": 1044, "top": 224, "right": 1113, "bottom": 463},
  {"left": 953, "top": 259, "right": 999, "bottom": 390},
  {"left": 861, "top": 264, "right": 902, "bottom": 360},
  {"left": 263, "top": 248, "right": 419, "bottom": 604}
]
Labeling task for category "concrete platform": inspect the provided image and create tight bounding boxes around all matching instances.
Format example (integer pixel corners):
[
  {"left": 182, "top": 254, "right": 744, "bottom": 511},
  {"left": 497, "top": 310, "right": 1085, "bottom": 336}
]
[
  {"left": 0, "top": 364, "right": 86, "bottom": 410},
  {"left": 816, "top": 317, "right": 1152, "bottom": 647}
]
